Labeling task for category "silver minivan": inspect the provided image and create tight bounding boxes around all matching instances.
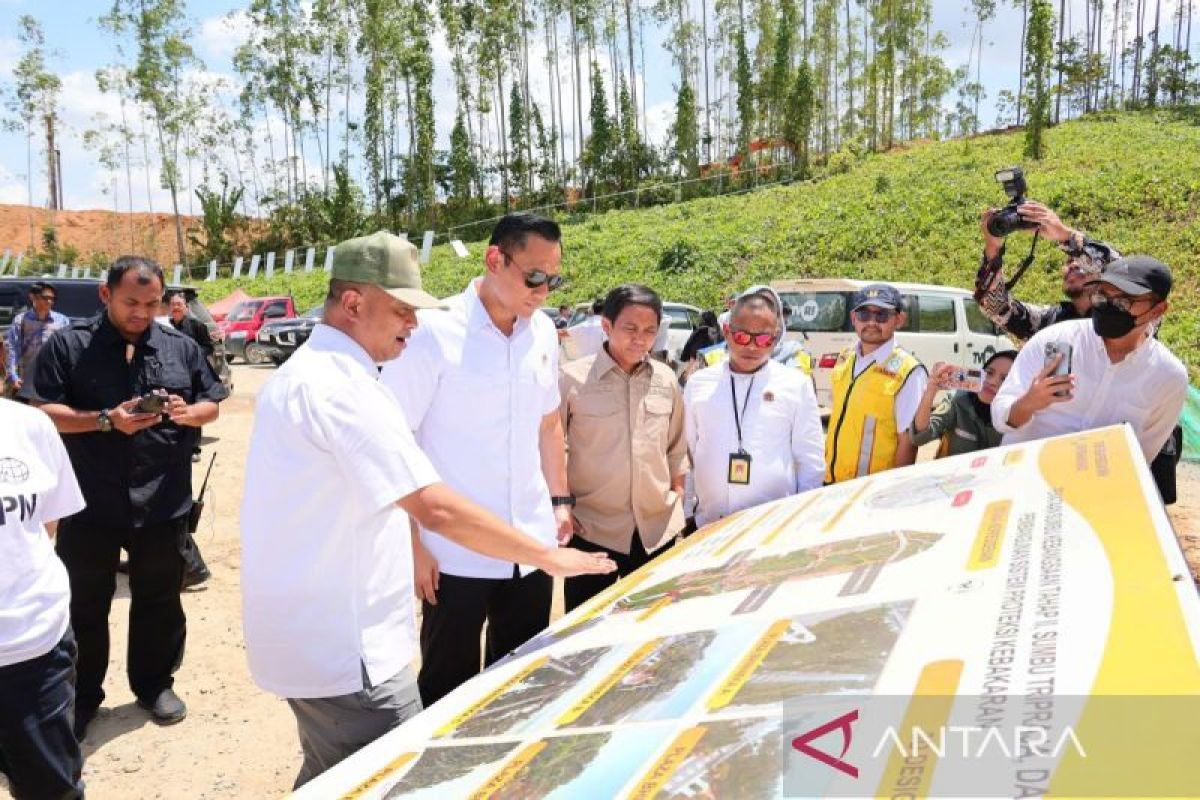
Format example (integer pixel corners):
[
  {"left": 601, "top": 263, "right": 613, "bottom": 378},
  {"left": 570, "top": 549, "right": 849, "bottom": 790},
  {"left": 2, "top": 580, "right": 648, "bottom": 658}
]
[{"left": 771, "top": 278, "right": 1016, "bottom": 410}]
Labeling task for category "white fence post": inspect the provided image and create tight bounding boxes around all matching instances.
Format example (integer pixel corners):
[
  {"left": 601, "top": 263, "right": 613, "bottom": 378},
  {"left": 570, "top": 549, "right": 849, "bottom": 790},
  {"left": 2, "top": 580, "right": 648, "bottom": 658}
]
[
  {"left": 265, "top": 251, "right": 276, "bottom": 277},
  {"left": 172, "top": 265, "right": 183, "bottom": 285},
  {"left": 57, "top": 264, "right": 68, "bottom": 278},
  {"left": 207, "top": 259, "right": 218, "bottom": 281},
  {"left": 450, "top": 240, "right": 469, "bottom": 258},
  {"left": 69, "top": 266, "right": 80, "bottom": 278},
  {"left": 303, "top": 247, "right": 315, "bottom": 272},
  {"left": 12, "top": 252, "right": 23, "bottom": 275},
  {"left": 0, "top": 249, "right": 11, "bottom": 275},
  {"left": 248, "top": 254, "right": 261, "bottom": 278},
  {"left": 284, "top": 249, "right": 295, "bottom": 273},
  {"left": 233, "top": 256, "right": 244, "bottom": 278},
  {"left": 420, "top": 231, "right": 435, "bottom": 265},
  {"left": 323, "top": 247, "right": 335, "bottom": 272}
]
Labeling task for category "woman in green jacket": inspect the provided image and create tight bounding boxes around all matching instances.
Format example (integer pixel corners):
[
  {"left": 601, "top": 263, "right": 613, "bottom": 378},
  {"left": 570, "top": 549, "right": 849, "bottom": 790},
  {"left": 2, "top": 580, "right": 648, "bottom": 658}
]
[{"left": 910, "top": 350, "right": 1018, "bottom": 457}]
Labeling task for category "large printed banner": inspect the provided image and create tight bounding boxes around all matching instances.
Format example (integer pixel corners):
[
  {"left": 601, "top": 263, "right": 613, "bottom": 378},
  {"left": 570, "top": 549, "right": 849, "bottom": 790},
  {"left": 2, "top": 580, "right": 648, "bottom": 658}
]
[{"left": 298, "top": 425, "right": 1200, "bottom": 799}]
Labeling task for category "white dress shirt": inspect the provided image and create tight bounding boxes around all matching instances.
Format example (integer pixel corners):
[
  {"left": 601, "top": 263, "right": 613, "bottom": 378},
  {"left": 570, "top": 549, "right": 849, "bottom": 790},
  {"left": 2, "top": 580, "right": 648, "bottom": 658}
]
[
  {"left": 566, "top": 315, "right": 607, "bottom": 360},
  {"left": 850, "top": 337, "right": 929, "bottom": 432},
  {"left": 380, "top": 278, "right": 561, "bottom": 579},
  {"left": 0, "top": 399, "right": 85, "bottom": 667},
  {"left": 684, "top": 360, "right": 825, "bottom": 527},
  {"left": 991, "top": 318, "right": 1187, "bottom": 462},
  {"left": 240, "top": 325, "right": 440, "bottom": 698}
]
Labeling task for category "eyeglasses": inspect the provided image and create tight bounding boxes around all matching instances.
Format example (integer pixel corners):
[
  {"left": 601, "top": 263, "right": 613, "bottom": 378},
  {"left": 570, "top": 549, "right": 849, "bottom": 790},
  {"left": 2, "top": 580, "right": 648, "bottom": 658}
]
[
  {"left": 37, "top": 294, "right": 56, "bottom": 303},
  {"left": 729, "top": 329, "right": 776, "bottom": 348},
  {"left": 503, "top": 253, "right": 564, "bottom": 291},
  {"left": 854, "top": 307, "right": 895, "bottom": 323},
  {"left": 1090, "top": 291, "right": 1153, "bottom": 314}
]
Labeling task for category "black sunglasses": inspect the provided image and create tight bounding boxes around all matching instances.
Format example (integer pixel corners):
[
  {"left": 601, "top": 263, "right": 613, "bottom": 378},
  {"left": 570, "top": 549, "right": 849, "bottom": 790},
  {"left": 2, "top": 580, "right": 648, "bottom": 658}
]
[
  {"left": 854, "top": 307, "right": 895, "bottom": 323},
  {"left": 37, "top": 293, "right": 57, "bottom": 303},
  {"left": 503, "top": 253, "right": 564, "bottom": 291}
]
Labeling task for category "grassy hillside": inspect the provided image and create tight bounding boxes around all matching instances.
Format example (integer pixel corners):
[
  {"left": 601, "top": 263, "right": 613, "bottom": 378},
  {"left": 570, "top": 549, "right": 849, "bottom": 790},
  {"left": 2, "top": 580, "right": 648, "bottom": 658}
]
[{"left": 200, "top": 108, "right": 1200, "bottom": 381}]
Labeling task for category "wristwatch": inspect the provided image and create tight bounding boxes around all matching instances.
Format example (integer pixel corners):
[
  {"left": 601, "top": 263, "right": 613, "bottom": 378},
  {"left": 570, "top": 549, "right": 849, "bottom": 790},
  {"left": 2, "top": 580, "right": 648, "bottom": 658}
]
[
  {"left": 97, "top": 409, "right": 113, "bottom": 433},
  {"left": 550, "top": 495, "right": 577, "bottom": 508}
]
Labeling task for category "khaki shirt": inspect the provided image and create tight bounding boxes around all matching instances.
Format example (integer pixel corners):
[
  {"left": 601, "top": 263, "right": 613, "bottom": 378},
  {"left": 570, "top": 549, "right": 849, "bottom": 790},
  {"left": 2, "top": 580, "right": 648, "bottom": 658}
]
[{"left": 560, "top": 348, "right": 689, "bottom": 554}]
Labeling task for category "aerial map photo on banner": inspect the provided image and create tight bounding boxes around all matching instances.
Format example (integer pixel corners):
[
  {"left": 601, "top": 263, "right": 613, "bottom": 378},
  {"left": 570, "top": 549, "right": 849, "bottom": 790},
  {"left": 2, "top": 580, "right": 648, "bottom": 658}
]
[{"left": 297, "top": 424, "right": 1200, "bottom": 799}]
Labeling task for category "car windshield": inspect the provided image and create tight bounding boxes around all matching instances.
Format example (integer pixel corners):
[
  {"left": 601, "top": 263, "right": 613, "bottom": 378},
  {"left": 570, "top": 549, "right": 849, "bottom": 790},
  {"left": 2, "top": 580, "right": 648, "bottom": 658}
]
[
  {"left": 778, "top": 291, "right": 852, "bottom": 332},
  {"left": 303, "top": 306, "right": 323, "bottom": 319},
  {"left": 227, "top": 300, "right": 262, "bottom": 321},
  {"left": 663, "top": 307, "right": 692, "bottom": 330}
]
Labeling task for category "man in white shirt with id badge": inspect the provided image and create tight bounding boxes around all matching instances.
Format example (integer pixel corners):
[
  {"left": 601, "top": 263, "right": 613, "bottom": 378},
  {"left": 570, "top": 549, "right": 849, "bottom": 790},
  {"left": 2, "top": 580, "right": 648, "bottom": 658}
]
[{"left": 684, "top": 286, "right": 824, "bottom": 528}]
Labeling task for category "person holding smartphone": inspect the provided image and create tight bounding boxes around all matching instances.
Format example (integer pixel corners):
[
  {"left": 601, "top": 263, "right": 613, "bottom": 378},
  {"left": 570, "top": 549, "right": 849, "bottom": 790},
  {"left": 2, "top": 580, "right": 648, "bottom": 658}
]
[
  {"left": 910, "top": 350, "right": 1017, "bottom": 458},
  {"left": 991, "top": 256, "right": 1186, "bottom": 465}
]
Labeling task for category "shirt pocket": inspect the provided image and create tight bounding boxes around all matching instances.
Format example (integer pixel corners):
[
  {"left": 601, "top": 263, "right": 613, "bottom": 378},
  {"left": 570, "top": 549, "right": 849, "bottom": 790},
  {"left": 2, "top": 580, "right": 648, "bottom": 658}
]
[{"left": 575, "top": 387, "right": 624, "bottom": 418}]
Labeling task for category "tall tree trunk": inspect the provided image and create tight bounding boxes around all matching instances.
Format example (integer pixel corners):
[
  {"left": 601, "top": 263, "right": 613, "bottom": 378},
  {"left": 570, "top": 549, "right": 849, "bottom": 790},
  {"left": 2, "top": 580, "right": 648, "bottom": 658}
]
[
  {"left": 568, "top": 0, "right": 584, "bottom": 174},
  {"left": 1133, "top": 0, "right": 1145, "bottom": 99},
  {"left": 846, "top": 0, "right": 855, "bottom": 138},
  {"left": 701, "top": 0, "right": 712, "bottom": 163},
  {"left": 622, "top": 0, "right": 639, "bottom": 142},
  {"left": 1055, "top": 0, "right": 1066, "bottom": 122},
  {"left": 1017, "top": 0, "right": 1029, "bottom": 123},
  {"left": 551, "top": 13, "right": 568, "bottom": 181},
  {"left": 520, "top": 2, "right": 535, "bottom": 196}
]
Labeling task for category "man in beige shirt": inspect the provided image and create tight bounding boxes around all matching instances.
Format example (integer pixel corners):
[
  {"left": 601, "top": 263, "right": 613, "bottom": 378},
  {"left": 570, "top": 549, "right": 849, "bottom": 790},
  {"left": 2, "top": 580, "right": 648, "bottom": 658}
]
[{"left": 559, "top": 284, "right": 690, "bottom": 610}]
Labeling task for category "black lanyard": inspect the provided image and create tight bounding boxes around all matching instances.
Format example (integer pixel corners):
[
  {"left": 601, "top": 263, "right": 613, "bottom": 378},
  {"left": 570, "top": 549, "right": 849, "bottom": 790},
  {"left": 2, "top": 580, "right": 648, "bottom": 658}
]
[{"left": 730, "top": 371, "right": 757, "bottom": 453}]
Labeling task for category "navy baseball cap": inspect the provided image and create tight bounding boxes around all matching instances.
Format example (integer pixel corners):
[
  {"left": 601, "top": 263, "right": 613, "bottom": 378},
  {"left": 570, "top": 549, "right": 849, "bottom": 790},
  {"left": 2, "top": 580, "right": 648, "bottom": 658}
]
[
  {"left": 1098, "top": 255, "right": 1172, "bottom": 299},
  {"left": 851, "top": 283, "right": 904, "bottom": 312}
]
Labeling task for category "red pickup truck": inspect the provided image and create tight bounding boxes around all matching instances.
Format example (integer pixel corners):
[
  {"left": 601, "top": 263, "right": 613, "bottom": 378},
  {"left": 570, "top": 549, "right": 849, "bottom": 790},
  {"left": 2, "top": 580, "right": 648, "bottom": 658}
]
[{"left": 218, "top": 296, "right": 297, "bottom": 364}]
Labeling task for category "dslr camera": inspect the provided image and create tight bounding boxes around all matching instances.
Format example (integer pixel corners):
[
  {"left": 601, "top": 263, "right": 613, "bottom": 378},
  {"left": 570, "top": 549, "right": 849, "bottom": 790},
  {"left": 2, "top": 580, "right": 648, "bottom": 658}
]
[
  {"left": 135, "top": 388, "right": 169, "bottom": 415},
  {"left": 986, "top": 167, "right": 1039, "bottom": 237}
]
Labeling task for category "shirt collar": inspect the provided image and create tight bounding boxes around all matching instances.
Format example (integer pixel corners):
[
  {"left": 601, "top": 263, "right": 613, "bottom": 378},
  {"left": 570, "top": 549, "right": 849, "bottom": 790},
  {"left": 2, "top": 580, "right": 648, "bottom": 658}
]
[
  {"left": 94, "top": 311, "right": 159, "bottom": 351},
  {"left": 593, "top": 343, "right": 650, "bottom": 379},
  {"left": 306, "top": 323, "right": 379, "bottom": 376},
  {"left": 464, "top": 277, "right": 529, "bottom": 336},
  {"left": 855, "top": 336, "right": 896, "bottom": 366}
]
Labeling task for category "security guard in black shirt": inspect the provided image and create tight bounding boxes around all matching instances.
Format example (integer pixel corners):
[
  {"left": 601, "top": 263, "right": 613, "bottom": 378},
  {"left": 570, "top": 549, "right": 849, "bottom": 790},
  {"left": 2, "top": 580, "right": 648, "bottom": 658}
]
[{"left": 23, "top": 256, "right": 228, "bottom": 740}]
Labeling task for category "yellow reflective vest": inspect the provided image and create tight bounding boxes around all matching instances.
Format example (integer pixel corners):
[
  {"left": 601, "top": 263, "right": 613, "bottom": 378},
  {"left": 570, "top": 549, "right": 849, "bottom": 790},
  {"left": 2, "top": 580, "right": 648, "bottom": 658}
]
[{"left": 824, "top": 346, "right": 923, "bottom": 484}]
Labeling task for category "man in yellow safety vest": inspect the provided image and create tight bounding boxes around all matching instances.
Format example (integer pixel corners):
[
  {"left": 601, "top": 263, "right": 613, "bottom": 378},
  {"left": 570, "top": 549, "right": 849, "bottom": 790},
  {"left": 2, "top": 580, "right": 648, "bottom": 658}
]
[{"left": 825, "top": 283, "right": 929, "bottom": 484}]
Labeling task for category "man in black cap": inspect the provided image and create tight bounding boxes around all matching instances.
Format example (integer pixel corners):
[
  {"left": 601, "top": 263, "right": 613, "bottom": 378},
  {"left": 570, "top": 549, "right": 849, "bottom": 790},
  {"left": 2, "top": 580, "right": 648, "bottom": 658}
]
[
  {"left": 991, "top": 256, "right": 1187, "bottom": 466},
  {"left": 824, "top": 283, "right": 928, "bottom": 484}
]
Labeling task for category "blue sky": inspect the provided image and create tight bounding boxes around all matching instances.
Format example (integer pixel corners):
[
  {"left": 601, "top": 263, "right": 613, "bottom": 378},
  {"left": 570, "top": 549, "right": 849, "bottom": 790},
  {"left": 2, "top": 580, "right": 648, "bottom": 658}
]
[{"left": 0, "top": 0, "right": 1181, "bottom": 212}]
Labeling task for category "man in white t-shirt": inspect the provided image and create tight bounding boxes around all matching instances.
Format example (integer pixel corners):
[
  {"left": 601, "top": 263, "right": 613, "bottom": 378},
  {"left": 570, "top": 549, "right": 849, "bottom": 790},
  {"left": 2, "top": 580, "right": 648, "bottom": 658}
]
[
  {"left": 241, "top": 232, "right": 612, "bottom": 789},
  {"left": 0, "top": 398, "right": 86, "bottom": 799}
]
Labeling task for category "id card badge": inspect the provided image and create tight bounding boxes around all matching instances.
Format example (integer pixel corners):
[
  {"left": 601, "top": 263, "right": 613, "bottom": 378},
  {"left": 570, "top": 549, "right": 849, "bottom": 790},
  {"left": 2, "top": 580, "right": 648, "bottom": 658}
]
[{"left": 727, "top": 451, "right": 752, "bottom": 485}]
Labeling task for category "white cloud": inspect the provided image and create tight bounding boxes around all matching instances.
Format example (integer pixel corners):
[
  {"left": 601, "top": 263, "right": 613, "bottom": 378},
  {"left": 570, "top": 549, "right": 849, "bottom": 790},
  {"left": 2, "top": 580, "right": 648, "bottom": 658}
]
[{"left": 196, "top": 10, "right": 251, "bottom": 64}]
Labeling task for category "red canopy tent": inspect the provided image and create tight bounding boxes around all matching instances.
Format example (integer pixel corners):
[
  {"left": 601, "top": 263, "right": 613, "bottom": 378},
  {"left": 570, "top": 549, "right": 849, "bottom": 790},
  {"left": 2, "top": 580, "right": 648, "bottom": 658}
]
[{"left": 206, "top": 288, "right": 252, "bottom": 322}]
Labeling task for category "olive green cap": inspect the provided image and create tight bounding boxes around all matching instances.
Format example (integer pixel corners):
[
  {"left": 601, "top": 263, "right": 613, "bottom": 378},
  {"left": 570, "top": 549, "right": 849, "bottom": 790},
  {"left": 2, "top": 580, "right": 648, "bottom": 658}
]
[{"left": 330, "top": 230, "right": 444, "bottom": 308}]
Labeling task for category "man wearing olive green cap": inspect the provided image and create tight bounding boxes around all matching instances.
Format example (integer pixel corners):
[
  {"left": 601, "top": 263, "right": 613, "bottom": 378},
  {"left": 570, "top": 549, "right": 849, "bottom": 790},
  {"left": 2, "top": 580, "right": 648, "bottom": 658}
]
[{"left": 239, "top": 231, "right": 614, "bottom": 788}]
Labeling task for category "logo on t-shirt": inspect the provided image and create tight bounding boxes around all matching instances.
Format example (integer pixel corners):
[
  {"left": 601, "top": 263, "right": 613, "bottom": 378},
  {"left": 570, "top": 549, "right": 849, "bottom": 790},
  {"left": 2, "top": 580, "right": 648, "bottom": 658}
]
[
  {"left": 0, "top": 492, "right": 37, "bottom": 525},
  {"left": 0, "top": 458, "right": 30, "bottom": 484}
]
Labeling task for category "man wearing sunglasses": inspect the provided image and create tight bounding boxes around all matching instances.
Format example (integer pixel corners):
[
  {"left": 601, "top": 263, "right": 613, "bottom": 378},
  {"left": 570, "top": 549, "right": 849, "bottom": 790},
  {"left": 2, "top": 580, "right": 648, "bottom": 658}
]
[
  {"left": 825, "top": 283, "right": 929, "bottom": 484},
  {"left": 5, "top": 282, "right": 68, "bottom": 399},
  {"left": 991, "top": 256, "right": 1187, "bottom": 465},
  {"left": 381, "top": 213, "right": 575, "bottom": 707},
  {"left": 684, "top": 287, "right": 824, "bottom": 528}
]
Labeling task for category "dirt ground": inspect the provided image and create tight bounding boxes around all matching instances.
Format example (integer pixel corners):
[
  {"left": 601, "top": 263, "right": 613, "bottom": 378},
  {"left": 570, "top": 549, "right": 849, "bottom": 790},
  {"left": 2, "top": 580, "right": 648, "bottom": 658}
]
[{"left": 1, "top": 363, "right": 1197, "bottom": 799}]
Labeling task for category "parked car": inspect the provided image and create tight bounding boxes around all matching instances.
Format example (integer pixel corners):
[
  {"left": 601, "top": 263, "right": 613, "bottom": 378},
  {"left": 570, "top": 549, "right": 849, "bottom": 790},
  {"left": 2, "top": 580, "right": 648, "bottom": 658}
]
[
  {"left": 218, "top": 295, "right": 298, "bottom": 363},
  {"left": 255, "top": 305, "right": 323, "bottom": 365},
  {"left": 770, "top": 278, "right": 1016, "bottom": 410},
  {"left": 0, "top": 276, "right": 234, "bottom": 393}
]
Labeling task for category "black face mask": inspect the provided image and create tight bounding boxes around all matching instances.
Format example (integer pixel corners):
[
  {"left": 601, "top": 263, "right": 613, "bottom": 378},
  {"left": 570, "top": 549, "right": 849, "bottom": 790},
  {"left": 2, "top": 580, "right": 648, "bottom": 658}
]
[{"left": 1090, "top": 302, "right": 1138, "bottom": 339}]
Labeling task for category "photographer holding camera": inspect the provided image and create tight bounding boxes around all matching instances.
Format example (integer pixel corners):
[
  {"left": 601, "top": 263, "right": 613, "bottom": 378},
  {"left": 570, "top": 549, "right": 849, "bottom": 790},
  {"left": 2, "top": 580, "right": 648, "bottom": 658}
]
[
  {"left": 975, "top": 169, "right": 1121, "bottom": 342},
  {"left": 974, "top": 169, "right": 1183, "bottom": 503},
  {"left": 21, "top": 257, "right": 228, "bottom": 739}
]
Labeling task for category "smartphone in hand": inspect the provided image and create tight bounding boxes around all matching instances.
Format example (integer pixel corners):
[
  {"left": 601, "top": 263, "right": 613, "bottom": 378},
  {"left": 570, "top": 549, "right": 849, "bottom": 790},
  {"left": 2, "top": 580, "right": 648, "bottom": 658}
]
[
  {"left": 938, "top": 367, "right": 984, "bottom": 393},
  {"left": 1043, "top": 342, "right": 1073, "bottom": 398}
]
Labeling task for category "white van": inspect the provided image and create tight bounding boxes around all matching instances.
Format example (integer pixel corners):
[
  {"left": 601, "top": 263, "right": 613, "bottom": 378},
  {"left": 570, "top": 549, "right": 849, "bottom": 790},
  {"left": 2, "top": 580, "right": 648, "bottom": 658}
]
[{"left": 771, "top": 278, "right": 1016, "bottom": 410}]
